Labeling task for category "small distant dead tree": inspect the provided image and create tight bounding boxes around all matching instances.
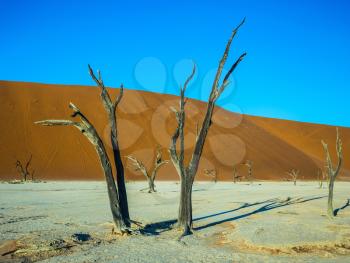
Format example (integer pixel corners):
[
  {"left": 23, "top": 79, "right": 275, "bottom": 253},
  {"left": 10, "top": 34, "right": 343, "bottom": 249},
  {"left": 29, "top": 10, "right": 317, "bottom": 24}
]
[
  {"left": 286, "top": 169, "right": 300, "bottom": 186},
  {"left": 35, "top": 66, "right": 132, "bottom": 234},
  {"left": 244, "top": 160, "right": 253, "bottom": 184},
  {"left": 15, "top": 155, "right": 35, "bottom": 181},
  {"left": 127, "top": 146, "right": 168, "bottom": 193},
  {"left": 317, "top": 168, "right": 327, "bottom": 189},
  {"left": 321, "top": 128, "right": 343, "bottom": 219},
  {"left": 169, "top": 19, "right": 246, "bottom": 236},
  {"left": 233, "top": 166, "right": 242, "bottom": 183},
  {"left": 204, "top": 168, "right": 217, "bottom": 183}
]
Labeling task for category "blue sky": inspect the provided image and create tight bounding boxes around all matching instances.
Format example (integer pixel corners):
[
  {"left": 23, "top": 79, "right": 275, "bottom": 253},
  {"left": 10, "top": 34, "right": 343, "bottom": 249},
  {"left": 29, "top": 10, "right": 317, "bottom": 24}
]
[{"left": 1, "top": 0, "right": 349, "bottom": 127}]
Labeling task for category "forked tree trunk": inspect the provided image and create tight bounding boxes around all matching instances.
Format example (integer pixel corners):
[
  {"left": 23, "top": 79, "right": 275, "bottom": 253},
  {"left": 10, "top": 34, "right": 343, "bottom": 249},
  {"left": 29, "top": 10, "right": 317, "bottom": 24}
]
[
  {"left": 88, "top": 66, "right": 130, "bottom": 224},
  {"left": 169, "top": 18, "right": 246, "bottom": 236},
  {"left": 35, "top": 103, "right": 129, "bottom": 232},
  {"left": 15, "top": 155, "right": 34, "bottom": 182},
  {"left": 321, "top": 128, "right": 343, "bottom": 219}
]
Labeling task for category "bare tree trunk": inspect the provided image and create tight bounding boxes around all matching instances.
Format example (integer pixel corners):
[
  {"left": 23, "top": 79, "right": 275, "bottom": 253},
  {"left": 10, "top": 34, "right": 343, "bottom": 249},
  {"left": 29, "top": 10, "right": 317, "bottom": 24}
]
[
  {"left": 321, "top": 128, "right": 343, "bottom": 219},
  {"left": 178, "top": 176, "right": 193, "bottom": 235},
  {"left": 328, "top": 177, "right": 335, "bottom": 217},
  {"left": 169, "top": 18, "right": 246, "bottom": 236},
  {"left": 111, "top": 123, "right": 130, "bottom": 222},
  {"left": 317, "top": 169, "right": 322, "bottom": 188},
  {"left": 147, "top": 178, "right": 156, "bottom": 193},
  {"left": 233, "top": 167, "right": 237, "bottom": 183}
]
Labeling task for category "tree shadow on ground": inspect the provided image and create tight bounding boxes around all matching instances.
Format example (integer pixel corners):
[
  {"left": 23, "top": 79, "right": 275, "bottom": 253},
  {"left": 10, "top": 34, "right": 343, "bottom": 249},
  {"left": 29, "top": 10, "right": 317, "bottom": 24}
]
[
  {"left": 140, "top": 219, "right": 177, "bottom": 236},
  {"left": 334, "top": 198, "right": 350, "bottom": 216},
  {"left": 140, "top": 195, "right": 326, "bottom": 235},
  {"left": 194, "top": 195, "right": 326, "bottom": 231},
  {"left": 140, "top": 199, "right": 275, "bottom": 236},
  {"left": 193, "top": 199, "right": 277, "bottom": 222}
]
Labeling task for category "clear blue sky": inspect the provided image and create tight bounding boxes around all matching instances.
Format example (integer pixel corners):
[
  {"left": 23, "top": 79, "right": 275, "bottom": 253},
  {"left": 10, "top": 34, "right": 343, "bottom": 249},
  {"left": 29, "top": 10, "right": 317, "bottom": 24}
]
[{"left": 1, "top": 0, "right": 349, "bottom": 126}]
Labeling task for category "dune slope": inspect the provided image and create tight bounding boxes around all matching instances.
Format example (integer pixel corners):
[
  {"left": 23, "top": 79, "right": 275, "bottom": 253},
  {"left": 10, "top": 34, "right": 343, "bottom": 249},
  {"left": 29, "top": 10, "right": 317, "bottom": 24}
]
[{"left": 0, "top": 81, "right": 349, "bottom": 181}]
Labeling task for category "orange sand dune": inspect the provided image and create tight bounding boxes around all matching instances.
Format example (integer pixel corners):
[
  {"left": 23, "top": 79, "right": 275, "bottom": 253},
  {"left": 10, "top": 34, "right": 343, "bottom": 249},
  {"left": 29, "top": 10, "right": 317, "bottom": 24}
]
[{"left": 0, "top": 80, "right": 349, "bottom": 181}]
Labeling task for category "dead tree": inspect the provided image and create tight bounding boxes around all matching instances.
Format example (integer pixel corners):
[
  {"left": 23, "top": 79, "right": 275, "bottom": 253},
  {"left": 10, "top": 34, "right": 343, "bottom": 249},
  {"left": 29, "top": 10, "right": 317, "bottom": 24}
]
[
  {"left": 35, "top": 72, "right": 131, "bottom": 234},
  {"left": 16, "top": 155, "right": 34, "bottom": 181},
  {"left": 204, "top": 168, "right": 217, "bottom": 183},
  {"left": 169, "top": 19, "right": 246, "bottom": 236},
  {"left": 233, "top": 167, "right": 238, "bottom": 183},
  {"left": 321, "top": 128, "right": 343, "bottom": 218},
  {"left": 317, "top": 168, "right": 327, "bottom": 189},
  {"left": 15, "top": 155, "right": 35, "bottom": 181},
  {"left": 88, "top": 65, "right": 130, "bottom": 223},
  {"left": 317, "top": 169, "right": 323, "bottom": 188},
  {"left": 244, "top": 160, "right": 253, "bottom": 184},
  {"left": 233, "top": 166, "right": 242, "bottom": 183},
  {"left": 286, "top": 169, "right": 300, "bottom": 186},
  {"left": 126, "top": 146, "right": 168, "bottom": 192}
]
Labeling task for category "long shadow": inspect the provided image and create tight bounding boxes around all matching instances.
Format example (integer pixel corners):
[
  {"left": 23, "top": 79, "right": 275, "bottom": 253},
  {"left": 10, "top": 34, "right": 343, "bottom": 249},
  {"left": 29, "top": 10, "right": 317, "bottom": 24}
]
[
  {"left": 334, "top": 199, "right": 350, "bottom": 216},
  {"left": 193, "top": 198, "right": 277, "bottom": 222},
  {"left": 140, "top": 199, "right": 277, "bottom": 235},
  {"left": 194, "top": 195, "right": 326, "bottom": 231}
]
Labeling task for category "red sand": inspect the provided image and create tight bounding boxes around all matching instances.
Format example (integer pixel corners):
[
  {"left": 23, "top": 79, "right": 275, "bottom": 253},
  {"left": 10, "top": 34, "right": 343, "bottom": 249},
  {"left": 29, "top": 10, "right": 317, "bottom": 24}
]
[{"left": 0, "top": 80, "right": 349, "bottom": 181}]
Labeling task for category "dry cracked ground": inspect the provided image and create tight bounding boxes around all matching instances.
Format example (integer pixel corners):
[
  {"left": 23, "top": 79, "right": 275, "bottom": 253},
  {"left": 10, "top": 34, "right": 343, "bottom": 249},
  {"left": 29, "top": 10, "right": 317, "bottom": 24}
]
[{"left": 1, "top": 181, "right": 350, "bottom": 262}]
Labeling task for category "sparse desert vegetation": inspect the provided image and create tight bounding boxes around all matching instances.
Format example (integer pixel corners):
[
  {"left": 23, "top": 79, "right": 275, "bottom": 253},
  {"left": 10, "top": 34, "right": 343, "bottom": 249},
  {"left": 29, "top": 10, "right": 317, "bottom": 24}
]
[
  {"left": 126, "top": 146, "right": 169, "bottom": 193},
  {"left": 15, "top": 155, "right": 35, "bottom": 182}
]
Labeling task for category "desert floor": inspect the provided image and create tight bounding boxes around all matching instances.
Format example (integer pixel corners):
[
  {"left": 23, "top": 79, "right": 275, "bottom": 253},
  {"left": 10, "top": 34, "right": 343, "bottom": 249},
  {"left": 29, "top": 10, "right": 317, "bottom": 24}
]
[{"left": 1, "top": 181, "right": 350, "bottom": 262}]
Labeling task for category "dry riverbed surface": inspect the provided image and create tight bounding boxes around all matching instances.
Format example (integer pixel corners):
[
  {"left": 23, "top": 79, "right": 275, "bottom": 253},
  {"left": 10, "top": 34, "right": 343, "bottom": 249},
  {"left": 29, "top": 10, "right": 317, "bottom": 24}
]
[{"left": 1, "top": 181, "right": 350, "bottom": 262}]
